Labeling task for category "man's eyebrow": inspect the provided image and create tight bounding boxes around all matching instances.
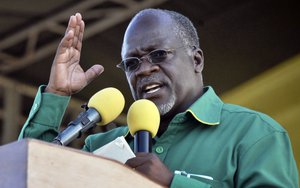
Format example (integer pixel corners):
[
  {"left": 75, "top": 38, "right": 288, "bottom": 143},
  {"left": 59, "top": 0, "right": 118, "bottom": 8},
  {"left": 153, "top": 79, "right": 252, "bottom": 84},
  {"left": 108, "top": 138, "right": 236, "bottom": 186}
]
[{"left": 125, "top": 45, "right": 159, "bottom": 57}]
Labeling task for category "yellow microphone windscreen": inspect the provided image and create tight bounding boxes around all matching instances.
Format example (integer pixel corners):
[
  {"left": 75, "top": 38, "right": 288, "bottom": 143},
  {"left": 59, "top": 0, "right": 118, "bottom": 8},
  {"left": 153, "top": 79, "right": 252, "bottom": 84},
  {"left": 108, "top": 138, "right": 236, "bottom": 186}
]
[
  {"left": 88, "top": 87, "right": 125, "bottom": 126},
  {"left": 127, "top": 99, "right": 160, "bottom": 138}
]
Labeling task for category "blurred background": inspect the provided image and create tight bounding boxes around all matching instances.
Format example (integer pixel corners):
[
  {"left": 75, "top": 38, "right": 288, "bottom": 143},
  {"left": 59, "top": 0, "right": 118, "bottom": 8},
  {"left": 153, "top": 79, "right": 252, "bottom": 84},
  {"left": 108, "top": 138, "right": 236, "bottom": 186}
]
[{"left": 0, "top": 0, "right": 299, "bottom": 177}]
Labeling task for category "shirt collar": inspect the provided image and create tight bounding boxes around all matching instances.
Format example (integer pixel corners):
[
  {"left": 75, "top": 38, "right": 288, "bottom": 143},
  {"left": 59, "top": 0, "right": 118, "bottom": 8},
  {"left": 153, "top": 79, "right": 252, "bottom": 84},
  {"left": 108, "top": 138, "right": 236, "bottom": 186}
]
[{"left": 186, "top": 86, "right": 223, "bottom": 126}]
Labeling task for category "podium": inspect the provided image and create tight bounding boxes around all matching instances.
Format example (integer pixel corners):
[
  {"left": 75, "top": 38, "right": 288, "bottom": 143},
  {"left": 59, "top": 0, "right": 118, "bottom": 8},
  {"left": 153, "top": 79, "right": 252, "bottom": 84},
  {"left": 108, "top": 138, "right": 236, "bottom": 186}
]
[{"left": 0, "top": 139, "right": 163, "bottom": 188}]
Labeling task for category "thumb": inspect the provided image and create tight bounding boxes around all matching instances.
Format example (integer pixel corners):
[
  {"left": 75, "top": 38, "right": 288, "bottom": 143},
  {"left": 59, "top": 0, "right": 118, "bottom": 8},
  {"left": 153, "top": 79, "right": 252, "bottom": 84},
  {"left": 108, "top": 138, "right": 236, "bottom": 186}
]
[{"left": 85, "top": 64, "right": 104, "bottom": 84}]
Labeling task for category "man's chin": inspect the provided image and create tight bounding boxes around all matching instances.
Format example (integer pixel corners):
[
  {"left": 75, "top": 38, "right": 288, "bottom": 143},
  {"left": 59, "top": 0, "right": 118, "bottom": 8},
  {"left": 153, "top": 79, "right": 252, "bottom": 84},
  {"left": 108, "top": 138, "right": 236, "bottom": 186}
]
[
  {"left": 134, "top": 92, "right": 176, "bottom": 117},
  {"left": 156, "top": 96, "right": 176, "bottom": 116}
]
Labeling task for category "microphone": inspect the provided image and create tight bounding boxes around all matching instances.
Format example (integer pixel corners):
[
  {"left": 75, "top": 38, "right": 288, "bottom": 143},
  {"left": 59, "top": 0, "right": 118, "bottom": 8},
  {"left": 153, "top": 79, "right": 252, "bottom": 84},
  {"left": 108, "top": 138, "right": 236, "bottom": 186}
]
[
  {"left": 52, "top": 87, "right": 125, "bottom": 146},
  {"left": 127, "top": 99, "right": 160, "bottom": 153}
]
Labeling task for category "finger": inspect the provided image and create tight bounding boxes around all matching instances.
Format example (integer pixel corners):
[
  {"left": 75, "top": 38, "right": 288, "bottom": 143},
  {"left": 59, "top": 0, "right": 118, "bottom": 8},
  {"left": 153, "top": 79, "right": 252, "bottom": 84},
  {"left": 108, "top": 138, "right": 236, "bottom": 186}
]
[
  {"left": 72, "top": 26, "right": 79, "bottom": 48},
  {"left": 79, "top": 19, "right": 85, "bottom": 41},
  {"left": 135, "top": 152, "right": 152, "bottom": 157},
  {"left": 126, "top": 159, "right": 140, "bottom": 168},
  {"left": 73, "top": 13, "right": 84, "bottom": 50},
  {"left": 65, "top": 15, "right": 77, "bottom": 35},
  {"left": 72, "top": 14, "right": 82, "bottom": 48},
  {"left": 85, "top": 64, "right": 104, "bottom": 84},
  {"left": 58, "top": 13, "right": 84, "bottom": 54},
  {"left": 135, "top": 164, "right": 150, "bottom": 174},
  {"left": 64, "top": 13, "right": 80, "bottom": 47},
  {"left": 75, "top": 12, "right": 82, "bottom": 22},
  {"left": 58, "top": 29, "right": 74, "bottom": 54},
  {"left": 125, "top": 154, "right": 150, "bottom": 168},
  {"left": 58, "top": 14, "right": 77, "bottom": 54},
  {"left": 73, "top": 20, "right": 84, "bottom": 51},
  {"left": 76, "top": 20, "right": 85, "bottom": 51}
]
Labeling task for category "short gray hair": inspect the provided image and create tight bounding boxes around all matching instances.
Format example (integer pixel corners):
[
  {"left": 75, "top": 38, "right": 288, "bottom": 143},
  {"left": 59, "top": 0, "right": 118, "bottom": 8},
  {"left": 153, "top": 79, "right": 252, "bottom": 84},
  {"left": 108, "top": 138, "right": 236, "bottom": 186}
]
[{"left": 133, "top": 8, "right": 200, "bottom": 48}]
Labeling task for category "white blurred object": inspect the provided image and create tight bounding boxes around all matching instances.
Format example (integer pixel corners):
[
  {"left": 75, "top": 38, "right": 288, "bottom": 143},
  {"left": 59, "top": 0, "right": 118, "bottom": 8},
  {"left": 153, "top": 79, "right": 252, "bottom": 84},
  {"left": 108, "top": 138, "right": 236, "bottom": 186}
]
[{"left": 93, "top": 136, "right": 135, "bottom": 164}]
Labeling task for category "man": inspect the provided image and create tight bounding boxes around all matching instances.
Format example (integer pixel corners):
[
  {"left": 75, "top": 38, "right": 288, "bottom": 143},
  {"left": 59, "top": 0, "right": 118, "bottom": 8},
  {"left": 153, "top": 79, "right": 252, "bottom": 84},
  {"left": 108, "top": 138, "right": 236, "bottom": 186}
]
[{"left": 19, "top": 9, "right": 298, "bottom": 187}]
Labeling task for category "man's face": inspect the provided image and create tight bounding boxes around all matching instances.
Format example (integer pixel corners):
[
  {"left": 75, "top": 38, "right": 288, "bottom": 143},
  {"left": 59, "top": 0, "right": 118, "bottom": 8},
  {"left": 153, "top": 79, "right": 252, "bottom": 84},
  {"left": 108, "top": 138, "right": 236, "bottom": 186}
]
[{"left": 121, "top": 13, "right": 202, "bottom": 117}]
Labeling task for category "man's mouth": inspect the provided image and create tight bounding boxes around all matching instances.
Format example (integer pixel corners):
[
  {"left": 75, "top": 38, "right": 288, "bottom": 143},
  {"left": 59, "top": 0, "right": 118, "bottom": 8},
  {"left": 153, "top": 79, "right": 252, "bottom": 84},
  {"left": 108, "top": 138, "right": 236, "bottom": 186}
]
[{"left": 144, "top": 84, "right": 161, "bottom": 94}]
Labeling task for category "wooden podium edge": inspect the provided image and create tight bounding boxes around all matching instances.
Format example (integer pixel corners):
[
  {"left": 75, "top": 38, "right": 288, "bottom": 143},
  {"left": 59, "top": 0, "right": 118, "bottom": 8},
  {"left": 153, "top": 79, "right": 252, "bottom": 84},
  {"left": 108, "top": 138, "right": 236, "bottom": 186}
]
[{"left": 0, "top": 139, "right": 164, "bottom": 188}]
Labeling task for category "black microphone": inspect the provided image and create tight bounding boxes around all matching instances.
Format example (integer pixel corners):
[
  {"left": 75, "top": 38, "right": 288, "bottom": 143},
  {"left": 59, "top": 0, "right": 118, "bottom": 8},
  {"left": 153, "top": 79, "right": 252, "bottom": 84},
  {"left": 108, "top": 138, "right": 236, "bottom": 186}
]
[
  {"left": 133, "top": 130, "right": 152, "bottom": 152},
  {"left": 52, "top": 87, "right": 125, "bottom": 146},
  {"left": 127, "top": 99, "right": 160, "bottom": 152}
]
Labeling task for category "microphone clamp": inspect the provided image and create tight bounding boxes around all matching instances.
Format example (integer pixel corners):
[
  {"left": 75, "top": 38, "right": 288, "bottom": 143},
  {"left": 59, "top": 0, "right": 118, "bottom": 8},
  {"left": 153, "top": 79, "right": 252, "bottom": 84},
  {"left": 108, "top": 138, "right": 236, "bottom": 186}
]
[{"left": 52, "top": 107, "right": 101, "bottom": 146}]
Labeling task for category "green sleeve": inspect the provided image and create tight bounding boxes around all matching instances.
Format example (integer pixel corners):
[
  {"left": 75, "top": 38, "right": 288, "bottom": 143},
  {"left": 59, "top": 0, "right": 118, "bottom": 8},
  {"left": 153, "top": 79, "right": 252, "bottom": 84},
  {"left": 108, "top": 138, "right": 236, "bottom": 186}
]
[
  {"left": 237, "top": 131, "right": 299, "bottom": 187},
  {"left": 18, "top": 85, "right": 70, "bottom": 142}
]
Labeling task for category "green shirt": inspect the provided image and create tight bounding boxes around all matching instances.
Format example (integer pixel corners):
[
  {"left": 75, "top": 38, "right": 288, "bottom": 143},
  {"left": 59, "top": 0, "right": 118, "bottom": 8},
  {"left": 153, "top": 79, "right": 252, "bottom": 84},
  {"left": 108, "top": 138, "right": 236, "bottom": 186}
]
[{"left": 19, "top": 86, "right": 299, "bottom": 187}]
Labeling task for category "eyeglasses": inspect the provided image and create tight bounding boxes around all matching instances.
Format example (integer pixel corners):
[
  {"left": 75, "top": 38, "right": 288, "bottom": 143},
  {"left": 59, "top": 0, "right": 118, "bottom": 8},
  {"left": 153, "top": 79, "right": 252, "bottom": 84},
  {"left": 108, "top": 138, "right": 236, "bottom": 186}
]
[{"left": 116, "top": 48, "right": 176, "bottom": 72}]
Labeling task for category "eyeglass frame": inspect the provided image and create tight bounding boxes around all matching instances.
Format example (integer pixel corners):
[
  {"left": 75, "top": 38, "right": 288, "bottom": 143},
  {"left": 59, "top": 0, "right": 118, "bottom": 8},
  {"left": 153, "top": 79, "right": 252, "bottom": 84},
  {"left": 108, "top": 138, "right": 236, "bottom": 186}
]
[{"left": 116, "top": 46, "right": 193, "bottom": 73}]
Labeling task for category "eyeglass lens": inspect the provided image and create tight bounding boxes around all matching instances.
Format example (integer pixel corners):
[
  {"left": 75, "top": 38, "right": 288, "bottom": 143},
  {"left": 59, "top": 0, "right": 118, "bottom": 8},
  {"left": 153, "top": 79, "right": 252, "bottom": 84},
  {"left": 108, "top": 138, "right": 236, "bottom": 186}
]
[{"left": 122, "top": 49, "right": 169, "bottom": 72}]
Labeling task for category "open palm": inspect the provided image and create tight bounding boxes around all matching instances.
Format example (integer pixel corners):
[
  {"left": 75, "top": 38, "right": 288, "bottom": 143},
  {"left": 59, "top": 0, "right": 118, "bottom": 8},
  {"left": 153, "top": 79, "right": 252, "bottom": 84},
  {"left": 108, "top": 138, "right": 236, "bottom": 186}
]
[{"left": 46, "top": 13, "right": 103, "bottom": 96}]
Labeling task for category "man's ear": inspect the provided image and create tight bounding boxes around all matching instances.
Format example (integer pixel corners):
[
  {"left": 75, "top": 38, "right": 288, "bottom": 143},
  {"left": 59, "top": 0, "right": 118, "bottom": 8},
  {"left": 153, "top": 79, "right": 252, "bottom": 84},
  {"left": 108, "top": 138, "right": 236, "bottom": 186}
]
[{"left": 193, "top": 47, "right": 204, "bottom": 73}]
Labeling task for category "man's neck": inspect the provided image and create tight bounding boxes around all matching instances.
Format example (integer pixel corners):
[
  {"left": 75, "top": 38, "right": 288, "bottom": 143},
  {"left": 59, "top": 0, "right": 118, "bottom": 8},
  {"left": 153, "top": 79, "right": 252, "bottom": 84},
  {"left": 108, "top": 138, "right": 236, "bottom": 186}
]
[
  {"left": 156, "top": 87, "right": 204, "bottom": 137},
  {"left": 157, "top": 113, "right": 176, "bottom": 137},
  {"left": 157, "top": 121, "right": 170, "bottom": 137}
]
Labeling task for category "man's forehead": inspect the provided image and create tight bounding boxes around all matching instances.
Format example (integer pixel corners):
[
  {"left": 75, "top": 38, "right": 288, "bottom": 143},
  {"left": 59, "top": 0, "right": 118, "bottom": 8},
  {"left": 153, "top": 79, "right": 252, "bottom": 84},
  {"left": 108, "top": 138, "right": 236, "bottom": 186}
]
[
  {"left": 121, "top": 10, "right": 178, "bottom": 57},
  {"left": 122, "top": 35, "right": 175, "bottom": 58},
  {"left": 126, "top": 14, "right": 172, "bottom": 36}
]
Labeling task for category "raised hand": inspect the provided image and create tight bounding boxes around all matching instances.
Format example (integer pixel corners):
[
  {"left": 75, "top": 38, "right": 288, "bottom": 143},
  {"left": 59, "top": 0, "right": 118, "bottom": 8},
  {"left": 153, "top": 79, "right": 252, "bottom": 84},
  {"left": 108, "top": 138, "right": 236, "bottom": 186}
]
[
  {"left": 46, "top": 13, "right": 104, "bottom": 96},
  {"left": 126, "top": 153, "right": 173, "bottom": 187}
]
